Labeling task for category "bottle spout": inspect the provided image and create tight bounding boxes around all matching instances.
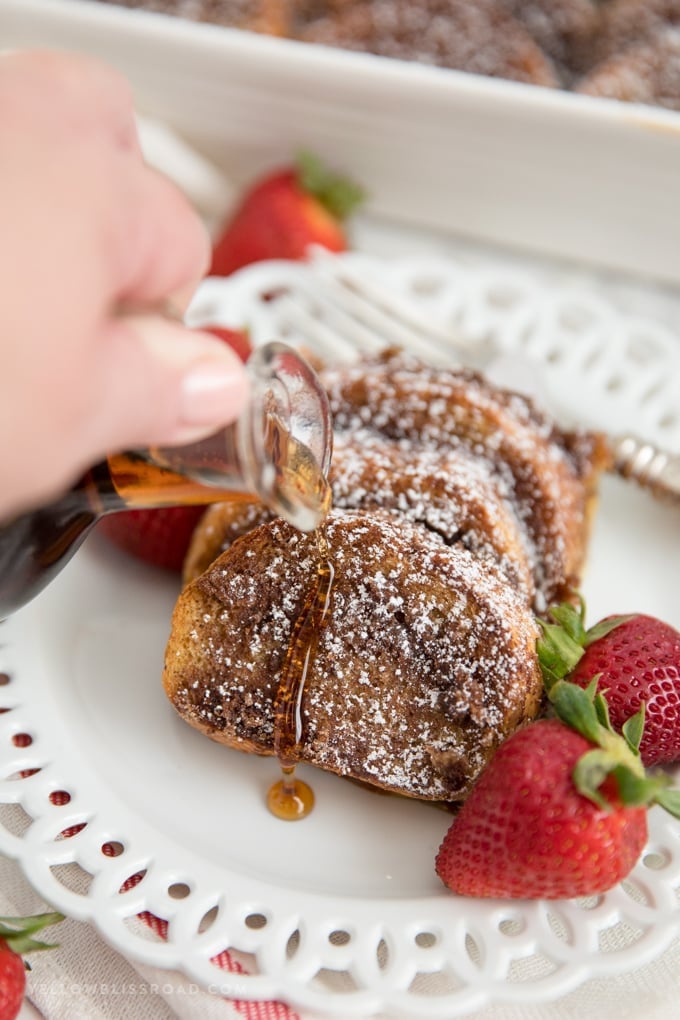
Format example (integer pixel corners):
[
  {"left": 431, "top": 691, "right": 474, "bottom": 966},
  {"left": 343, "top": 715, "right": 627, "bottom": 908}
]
[{"left": 140, "top": 341, "right": 334, "bottom": 533}]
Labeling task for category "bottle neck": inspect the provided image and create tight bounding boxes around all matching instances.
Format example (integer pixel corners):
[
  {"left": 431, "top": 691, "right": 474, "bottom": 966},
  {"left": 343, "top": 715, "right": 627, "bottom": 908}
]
[
  {"left": 103, "top": 452, "right": 243, "bottom": 511},
  {"left": 0, "top": 457, "right": 244, "bottom": 620}
]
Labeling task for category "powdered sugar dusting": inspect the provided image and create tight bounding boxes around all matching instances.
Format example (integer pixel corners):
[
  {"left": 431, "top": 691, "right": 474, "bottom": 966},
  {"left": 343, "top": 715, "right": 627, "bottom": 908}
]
[
  {"left": 297, "top": 0, "right": 560, "bottom": 86},
  {"left": 165, "top": 349, "right": 606, "bottom": 801},
  {"left": 322, "top": 349, "right": 601, "bottom": 611},
  {"left": 577, "top": 28, "right": 680, "bottom": 110},
  {"left": 171, "top": 510, "right": 542, "bottom": 800}
]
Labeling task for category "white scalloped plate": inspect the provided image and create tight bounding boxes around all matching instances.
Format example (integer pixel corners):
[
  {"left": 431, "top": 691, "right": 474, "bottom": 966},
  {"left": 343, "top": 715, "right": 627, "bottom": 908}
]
[{"left": 0, "top": 255, "right": 679, "bottom": 1019}]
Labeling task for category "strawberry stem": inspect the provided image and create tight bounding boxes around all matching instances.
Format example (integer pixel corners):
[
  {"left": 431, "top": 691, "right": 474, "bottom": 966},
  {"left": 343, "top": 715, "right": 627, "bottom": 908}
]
[
  {"left": 548, "top": 597, "right": 587, "bottom": 642},
  {"left": 657, "top": 788, "right": 680, "bottom": 817},
  {"left": 536, "top": 617, "right": 585, "bottom": 688},
  {"left": 573, "top": 749, "right": 621, "bottom": 809},
  {"left": 547, "top": 675, "right": 679, "bottom": 816},
  {"left": 583, "top": 614, "right": 636, "bottom": 647},
  {"left": 549, "top": 679, "right": 604, "bottom": 746},
  {"left": 0, "top": 912, "right": 64, "bottom": 955},
  {"left": 538, "top": 595, "right": 680, "bottom": 820},
  {"left": 537, "top": 598, "right": 634, "bottom": 689},
  {"left": 295, "top": 151, "right": 365, "bottom": 221},
  {"left": 621, "top": 706, "right": 645, "bottom": 755}
]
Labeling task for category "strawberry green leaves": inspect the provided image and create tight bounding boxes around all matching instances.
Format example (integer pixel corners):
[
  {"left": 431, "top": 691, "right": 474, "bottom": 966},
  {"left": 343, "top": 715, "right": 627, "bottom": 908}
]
[
  {"left": 539, "top": 598, "right": 680, "bottom": 767},
  {"left": 0, "top": 912, "right": 63, "bottom": 956},
  {"left": 541, "top": 602, "right": 680, "bottom": 820},
  {"left": 537, "top": 597, "right": 632, "bottom": 689},
  {"left": 436, "top": 598, "right": 680, "bottom": 901},
  {"left": 296, "top": 151, "right": 365, "bottom": 221}
]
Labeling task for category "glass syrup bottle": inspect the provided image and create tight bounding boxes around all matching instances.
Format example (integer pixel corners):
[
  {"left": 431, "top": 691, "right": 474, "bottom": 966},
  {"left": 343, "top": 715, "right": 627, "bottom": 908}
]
[{"left": 0, "top": 341, "right": 332, "bottom": 618}]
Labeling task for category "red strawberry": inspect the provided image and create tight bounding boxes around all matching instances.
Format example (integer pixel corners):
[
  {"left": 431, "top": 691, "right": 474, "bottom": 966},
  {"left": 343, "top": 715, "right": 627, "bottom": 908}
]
[
  {"left": 538, "top": 600, "right": 680, "bottom": 766},
  {"left": 435, "top": 680, "right": 680, "bottom": 900},
  {"left": 0, "top": 939, "right": 25, "bottom": 1020},
  {"left": 96, "top": 325, "right": 252, "bottom": 572},
  {"left": 210, "top": 151, "right": 364, "bottom": 276},
  {"left": 0, "top": 912, "right": 63, "bottom": 1019},
  {"left": 96, "top": 504, "right": 207, "bottom": 572}
]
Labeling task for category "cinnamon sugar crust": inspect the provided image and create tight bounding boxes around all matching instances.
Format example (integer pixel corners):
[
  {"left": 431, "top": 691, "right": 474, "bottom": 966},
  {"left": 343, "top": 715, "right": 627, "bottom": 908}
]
[
  {"left": 321, "top": 351, "right": 609, "bottom": 611},
  {"left": 168, "top": 350, "right": 610, "bottom": 802},
  {"left": 330, "top": 432, "right": 535, "bottom": 600},
  {"left": 183, "top": 500, "right": 273, "bottom": 587},
  {"left": 577, "top": 28, "right": 680, "bottom": 110},
  {"left": 93, "top": 0, "right": 680, "bottom": 111},
  {"left": 503, "top": 0, "right": 600, "bottom": 81},
  {"left": 183, "top": 435, "right": 534, "bottom": 598},
  {"left": 591, "top": 0, "right": 680, "bottom": 65},
  {"left": 165, "top": 510, "right": 543, "bottom": 800},
  {"left": 294, "top": 0, "right": 560, "bottom": 86}
]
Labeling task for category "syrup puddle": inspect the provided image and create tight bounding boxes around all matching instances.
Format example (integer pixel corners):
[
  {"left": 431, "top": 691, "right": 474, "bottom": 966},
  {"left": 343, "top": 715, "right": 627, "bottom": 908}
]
[{"left": 266, "top": 526, "right": 334, "bottom": 820}]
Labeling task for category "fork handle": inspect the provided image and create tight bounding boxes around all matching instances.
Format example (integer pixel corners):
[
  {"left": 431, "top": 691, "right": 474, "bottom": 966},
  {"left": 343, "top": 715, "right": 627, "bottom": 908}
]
[{"left": 610, "top": 435, "right": 680, "bottom": 504}]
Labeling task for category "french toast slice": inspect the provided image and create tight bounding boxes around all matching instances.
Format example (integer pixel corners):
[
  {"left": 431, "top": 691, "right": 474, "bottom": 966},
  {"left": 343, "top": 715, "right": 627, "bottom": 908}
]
[
  {"left": 167, "top": 350, "right": 610, "bottom": 801},
  {"left": 164, "top": 509, "right": 543, "bottom": 801}
]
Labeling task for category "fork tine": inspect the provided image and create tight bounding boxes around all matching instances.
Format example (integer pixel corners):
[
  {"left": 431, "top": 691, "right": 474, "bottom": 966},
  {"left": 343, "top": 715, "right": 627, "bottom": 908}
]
[
  {"left": 309, "top": 248, "right": 463, "bottom": 364},
  {"left": 610, "top": 435, "right": 680, "bottom": 504},
  {"left": 271, "top": 289, "right": 373, "bottom": 361},
  {"left": 318, "top": 272, "right": 454, "bottom": 365}
]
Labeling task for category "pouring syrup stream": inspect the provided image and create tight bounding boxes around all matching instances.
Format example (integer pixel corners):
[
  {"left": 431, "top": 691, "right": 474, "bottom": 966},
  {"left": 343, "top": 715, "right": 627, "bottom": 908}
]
[{"left": 266, "top": 525, "right": 334, "bottom": 821}]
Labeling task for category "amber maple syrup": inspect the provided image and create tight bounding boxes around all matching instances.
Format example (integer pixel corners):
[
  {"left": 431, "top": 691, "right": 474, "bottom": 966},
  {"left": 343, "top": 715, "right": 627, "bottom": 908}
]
[
  {"left": 107, "top": 452, "right": 255, "bottom": 508},
  {"left": 266, "top": 525, "right": 334, "bottom": 821}
]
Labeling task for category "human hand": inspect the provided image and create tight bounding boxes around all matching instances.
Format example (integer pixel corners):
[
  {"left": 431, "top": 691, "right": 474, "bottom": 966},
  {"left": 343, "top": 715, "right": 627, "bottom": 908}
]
[{"left": 0, "top": 49, "right": 249, "bottom": 519}]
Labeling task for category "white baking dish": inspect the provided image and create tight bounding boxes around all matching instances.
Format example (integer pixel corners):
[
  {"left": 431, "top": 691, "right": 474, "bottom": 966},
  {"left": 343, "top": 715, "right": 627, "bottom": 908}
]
[{"left": 3, "top": 0, "right": 680, "bottom": 286}]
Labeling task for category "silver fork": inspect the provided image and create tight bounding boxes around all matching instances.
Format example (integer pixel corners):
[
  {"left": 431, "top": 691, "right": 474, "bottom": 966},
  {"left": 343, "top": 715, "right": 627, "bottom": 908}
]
[
  {"left": 610, "top": 436, "right": 680, "bottom": 503},
  {"left": 274, "top": 248, "right": 680, "bottom": 505},
  {"left": 276, "top": 248, "right": 478, "bottom": 367}
]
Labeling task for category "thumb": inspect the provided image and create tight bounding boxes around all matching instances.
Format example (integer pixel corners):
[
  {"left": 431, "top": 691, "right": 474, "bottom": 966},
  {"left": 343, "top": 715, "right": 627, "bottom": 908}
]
[{"left": 89, "top": 313, "right": 251, "bottom": 455}]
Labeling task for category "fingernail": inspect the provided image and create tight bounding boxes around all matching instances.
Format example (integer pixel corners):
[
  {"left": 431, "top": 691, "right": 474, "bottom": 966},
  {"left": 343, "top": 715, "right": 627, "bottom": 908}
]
[{"left": 180, "top": 359, "right": 249, "bottom": 427}]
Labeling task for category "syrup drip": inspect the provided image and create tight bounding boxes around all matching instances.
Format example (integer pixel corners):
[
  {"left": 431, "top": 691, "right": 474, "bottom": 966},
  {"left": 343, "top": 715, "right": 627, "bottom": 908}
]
[{"left": 266, "top": 526, "right": 334, "bottom": 821}]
